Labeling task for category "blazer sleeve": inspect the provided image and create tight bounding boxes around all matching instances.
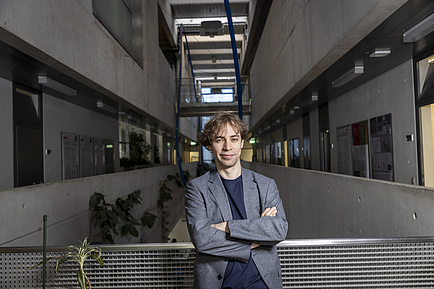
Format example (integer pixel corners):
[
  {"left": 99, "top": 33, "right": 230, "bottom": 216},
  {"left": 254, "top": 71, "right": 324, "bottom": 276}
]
[
  {"left": 227, "top": 178, "right": 288, "bottom": 245},
  {"left": 185, "top": 180, "right": 251, "bottom": 262}
]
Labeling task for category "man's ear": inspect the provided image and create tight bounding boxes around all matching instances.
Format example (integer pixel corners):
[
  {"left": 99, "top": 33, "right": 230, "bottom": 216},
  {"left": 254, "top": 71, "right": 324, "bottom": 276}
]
[{"left": 241, "top": 139, "right": 245, "bottom": 148}]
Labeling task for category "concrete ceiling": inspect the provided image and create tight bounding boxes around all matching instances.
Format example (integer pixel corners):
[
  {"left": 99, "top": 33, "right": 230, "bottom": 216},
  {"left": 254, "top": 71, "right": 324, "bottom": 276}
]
[
  {"left": 163, "top": 0, "right": 271, "bottom": 90},
  {"left": 1, "top": 1, "right": 433, "bottom": 133}
]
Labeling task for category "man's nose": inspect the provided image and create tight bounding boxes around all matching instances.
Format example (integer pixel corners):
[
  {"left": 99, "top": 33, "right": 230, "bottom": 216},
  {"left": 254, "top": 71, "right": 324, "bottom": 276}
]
[{"left": 222, "top": 139, "right": 230, "bottom": 150}]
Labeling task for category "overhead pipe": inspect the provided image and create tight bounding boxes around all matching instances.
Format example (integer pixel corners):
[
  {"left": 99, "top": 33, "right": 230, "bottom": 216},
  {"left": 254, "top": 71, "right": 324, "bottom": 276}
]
[{"left": 224, "top": 0, "right": 243, "bottom": 120}]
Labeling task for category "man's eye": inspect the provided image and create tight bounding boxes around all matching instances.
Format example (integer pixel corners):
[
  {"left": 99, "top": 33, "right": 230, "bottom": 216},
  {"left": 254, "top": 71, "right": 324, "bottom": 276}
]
[
  {"left": 215, "top": 139, "right": 222, "bottom": 143},
  {"left": 232, "top": 138, "right": 239, "bottom": 142}
]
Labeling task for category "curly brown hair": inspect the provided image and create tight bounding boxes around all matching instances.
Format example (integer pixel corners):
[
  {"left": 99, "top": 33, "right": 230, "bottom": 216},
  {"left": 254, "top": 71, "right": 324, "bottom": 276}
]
[{"left": 199, "top": 112, "right": 249, "bottom": 148}]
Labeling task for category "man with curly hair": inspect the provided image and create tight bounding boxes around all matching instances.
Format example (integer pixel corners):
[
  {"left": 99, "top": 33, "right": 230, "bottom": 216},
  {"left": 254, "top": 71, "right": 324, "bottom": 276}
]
[{"left": 185, "top": 112, "right": 288, "bottom": 289}]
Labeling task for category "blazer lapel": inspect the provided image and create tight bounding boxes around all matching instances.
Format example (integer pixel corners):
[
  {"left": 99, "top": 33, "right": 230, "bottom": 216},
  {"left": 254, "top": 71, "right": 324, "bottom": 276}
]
[
  {"left": 242, "top": 168, "right": 260, "bottom": 219},
  {"left": 208, "top": 169, "right": 233, "bottom": 221}
]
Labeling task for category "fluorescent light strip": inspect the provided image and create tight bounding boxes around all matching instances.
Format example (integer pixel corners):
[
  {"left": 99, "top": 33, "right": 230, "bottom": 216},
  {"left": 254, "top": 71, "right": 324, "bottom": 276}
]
[
  {"left": 97, "top": 101, "right": 118, "bottom": 113},
  {"left": 332, "top": 65, "right": 364, "bottom": 88},
  {"left": 176, "top": 16, "right": 247, "bottom": 26},
  {"left": 403, "top": 12, "right": 434, "bottom": 43},
  {"left": 370, "top": 48, "right": 391, "bottom": 58},
  {"left": 38, "top": 76, "right": 77, "bottom": 96}
]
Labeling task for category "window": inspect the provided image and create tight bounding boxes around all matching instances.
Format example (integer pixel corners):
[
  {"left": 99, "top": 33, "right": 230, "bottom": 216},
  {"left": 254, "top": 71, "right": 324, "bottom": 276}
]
[
  {"left": 201, "top": 87, "right": 234, "bottom": 103},
  {"left": 93, "top": 0, "right": 143, "bottom": 66}
]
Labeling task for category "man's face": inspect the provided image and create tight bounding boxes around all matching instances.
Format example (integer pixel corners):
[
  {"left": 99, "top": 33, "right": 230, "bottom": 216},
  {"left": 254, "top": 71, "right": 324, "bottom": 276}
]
[{"left": 209, "top": 123, "right": 244, "bottom": 171}]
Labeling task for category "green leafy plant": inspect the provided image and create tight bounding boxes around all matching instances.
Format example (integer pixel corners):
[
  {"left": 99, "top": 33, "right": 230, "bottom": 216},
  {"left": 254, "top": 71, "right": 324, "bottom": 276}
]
[
  {"left": 29, "top": 237, "right": 103, "bottom": 289},
  {"left": 121, "top": 131, "right": 151, "bottom": 170},
  {"left": 89, "top": 190, "right": 157, "bottom": 244},
  {"left": 158, "top": 170, "right": 192, "bottom": 240}
]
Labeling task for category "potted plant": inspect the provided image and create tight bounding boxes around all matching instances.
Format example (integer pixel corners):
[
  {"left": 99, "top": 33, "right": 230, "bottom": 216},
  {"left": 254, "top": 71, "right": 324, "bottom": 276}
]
[{"left": 29, "top": 237, "right": 103, "bottom": 289}]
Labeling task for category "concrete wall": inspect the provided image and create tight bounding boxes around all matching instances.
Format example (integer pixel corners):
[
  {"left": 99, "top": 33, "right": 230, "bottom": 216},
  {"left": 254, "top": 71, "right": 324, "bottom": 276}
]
[
  {"left": 0, "top": 0, "right": 196, "bottom": 137},
  {"left": 0, "top": 77, "right": 13, "bottom": 190},
  {"left": 158, "top": 0, "right": 177, "bottom": 46},
  {"left": 329, "top": 60, "right": 418, "bottom": 184},
  {"left": 249, "top": 0, "right": 408, "bottom": 128},
  {"left": 0, "top": 163, "right": 196, "bottom": 247},
  {"left": 244, "top": 162, "right": 434, "bottom": 239}
]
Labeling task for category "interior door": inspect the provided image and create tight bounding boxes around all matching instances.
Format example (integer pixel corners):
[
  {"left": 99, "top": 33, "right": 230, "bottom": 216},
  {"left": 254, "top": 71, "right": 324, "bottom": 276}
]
[{"left": 14, "top": 85, "right": 43, "bottom": 187}]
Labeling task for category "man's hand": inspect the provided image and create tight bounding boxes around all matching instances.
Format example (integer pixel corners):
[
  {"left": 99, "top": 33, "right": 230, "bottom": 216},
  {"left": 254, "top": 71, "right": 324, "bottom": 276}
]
[
  {"left": 211, "top": 221, "right": 229, "bottom": 233},
  {"left": 252, "top": 207, "right": 278, "bottom": 249},
  {"left": 212, "top": 207, "right": 278, "bottom": 249},
  {"left": 251, "top": 243, "right": 260, "bottom": 249},
  {"left": 261, "top": 206, "right": 277, "bottom": 217}
]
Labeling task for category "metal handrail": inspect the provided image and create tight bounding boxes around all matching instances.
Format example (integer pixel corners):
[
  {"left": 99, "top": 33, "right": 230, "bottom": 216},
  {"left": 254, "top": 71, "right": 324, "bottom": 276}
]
[
  {"left": 3, "top": 237, "right": 434, "bottom": 288},
  {"left": 3, "top": 236, "right": 434, "bottom": 252}
]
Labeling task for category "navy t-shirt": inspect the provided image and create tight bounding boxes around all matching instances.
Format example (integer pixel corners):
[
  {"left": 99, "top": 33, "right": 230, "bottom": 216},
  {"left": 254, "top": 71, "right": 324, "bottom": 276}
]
[{"left": 220, "top": 175, "right": 268, "bottom": 289}]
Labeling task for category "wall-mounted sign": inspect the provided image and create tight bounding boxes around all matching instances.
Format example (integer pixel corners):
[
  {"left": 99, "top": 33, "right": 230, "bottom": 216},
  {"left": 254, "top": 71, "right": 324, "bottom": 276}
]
[
  {"left": 337, "top": 125, "right": 352, "bottom": 175},
  {"left": 352, "top": 121, "right": 369, "bottom": 178},
  {"left": 61, "top": 132, "right": 79, "bottom": 180},
  {"left": 370, "top": 113, "right": 394, "bottom": 182}
]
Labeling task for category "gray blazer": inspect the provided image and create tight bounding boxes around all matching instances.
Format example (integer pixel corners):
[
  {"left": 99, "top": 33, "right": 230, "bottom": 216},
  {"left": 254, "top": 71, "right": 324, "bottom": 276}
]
[{"left": 185, "top": 167, "right": 288, "bottom": 289}]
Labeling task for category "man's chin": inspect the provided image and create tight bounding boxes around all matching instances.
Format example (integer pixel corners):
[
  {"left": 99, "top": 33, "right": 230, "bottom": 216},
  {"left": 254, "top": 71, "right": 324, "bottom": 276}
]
[{"left": 217, "top": 160, "right": 239, "bottom": 169}]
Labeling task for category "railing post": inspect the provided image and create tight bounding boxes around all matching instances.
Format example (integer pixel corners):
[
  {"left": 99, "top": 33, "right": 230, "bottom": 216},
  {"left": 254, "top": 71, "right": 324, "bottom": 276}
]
[{"left": 42, "top": 215, "right": 47, "bottom": 289}]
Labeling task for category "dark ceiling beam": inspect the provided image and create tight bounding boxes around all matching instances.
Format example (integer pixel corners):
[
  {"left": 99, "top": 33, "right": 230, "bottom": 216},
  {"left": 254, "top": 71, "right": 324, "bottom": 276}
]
[
  {"left": 183, "top": 24, "right": 245, "bottom": 35},
  {"left": 179, "top": 101, "right": 251, "bottom": 117},
  {"left": 187, "top": 41, "right": 242, "bottom": 50}
]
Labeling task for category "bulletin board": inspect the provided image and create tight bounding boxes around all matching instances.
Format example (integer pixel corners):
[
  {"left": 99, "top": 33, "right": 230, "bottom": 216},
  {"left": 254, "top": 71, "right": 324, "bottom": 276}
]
[
  {"left": 352, "top": 121, "right": 370, "bottom": 178},
  {"left": 370, "top": 113, "right": 394, "bottom": 182},
  {"left": 336, "top": 125, "right": 352, "bottom": 175},
  {"left": 80, "top": 135, "right": 94, "bottom": 178},
  {"left": 61, "top": 132, "right": 79, "bottom": 180}
]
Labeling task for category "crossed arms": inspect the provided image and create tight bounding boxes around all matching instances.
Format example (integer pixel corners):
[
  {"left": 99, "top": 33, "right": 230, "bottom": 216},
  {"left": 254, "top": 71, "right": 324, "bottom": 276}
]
[
  {"left": 185, "top": 177, "right": 288, "bottom": 262},
  {"left": 211, "top": 206, "right": 277, "bottom": 249}
]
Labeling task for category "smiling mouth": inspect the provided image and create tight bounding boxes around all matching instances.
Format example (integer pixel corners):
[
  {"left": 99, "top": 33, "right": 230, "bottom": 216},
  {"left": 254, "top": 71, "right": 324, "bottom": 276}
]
[{"left": 220, "top": 154, "right": 234, "bottom": 159}]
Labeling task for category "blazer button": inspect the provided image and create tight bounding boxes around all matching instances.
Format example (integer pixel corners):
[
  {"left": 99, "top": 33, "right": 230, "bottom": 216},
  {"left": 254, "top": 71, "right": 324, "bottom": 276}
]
[{"left": 217, "top": 274, "right": 222, "bottom": 280}]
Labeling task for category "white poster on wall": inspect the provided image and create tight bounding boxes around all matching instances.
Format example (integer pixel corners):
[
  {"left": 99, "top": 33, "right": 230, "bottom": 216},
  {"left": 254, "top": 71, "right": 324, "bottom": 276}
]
[
  {"left": 337, "top": 125, "right": 352, "bottom": 175},
  {"left": 352, "top": 121, "right": 370, "bottom": 178},
  {"left": 353, "top": 145, "right": 370, "bottom": 178}
]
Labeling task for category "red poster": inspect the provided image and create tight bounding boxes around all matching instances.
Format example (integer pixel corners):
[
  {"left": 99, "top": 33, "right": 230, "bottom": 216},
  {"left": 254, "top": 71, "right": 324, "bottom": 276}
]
[{"left": 352, "top": 123, "right": 360, "bottom": 146}]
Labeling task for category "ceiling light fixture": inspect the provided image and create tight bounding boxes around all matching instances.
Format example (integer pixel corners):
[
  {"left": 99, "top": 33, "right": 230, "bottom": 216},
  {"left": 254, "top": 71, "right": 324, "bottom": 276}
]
[
  {"left": 332, "top": 64, "right": 364, "bottom": 88},
  {"left": 403, "top": 12, "right": 434, "bottom": 43},
  {"left": 38, "top": 76, "right": 77, "bottom": 96},
  {"left": 97, "top": 101, "right": 118, "bottom": 113},
  {"left": 312, "top": 92, "right": 318, "bottom": 101},
  {"left": 200, "top": 21, "right": 224, "bottom": 37},
  {"left": 369, "top": 48, "right": 391, "bottom": 58}
]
